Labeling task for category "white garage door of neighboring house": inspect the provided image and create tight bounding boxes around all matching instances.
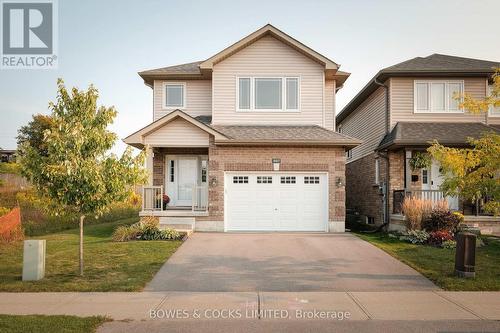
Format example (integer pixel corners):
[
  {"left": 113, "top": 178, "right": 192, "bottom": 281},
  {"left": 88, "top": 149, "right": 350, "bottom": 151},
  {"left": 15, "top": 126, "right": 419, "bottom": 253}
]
[{"left": 225, "top": 173, "right": 328, "bottom": 232}]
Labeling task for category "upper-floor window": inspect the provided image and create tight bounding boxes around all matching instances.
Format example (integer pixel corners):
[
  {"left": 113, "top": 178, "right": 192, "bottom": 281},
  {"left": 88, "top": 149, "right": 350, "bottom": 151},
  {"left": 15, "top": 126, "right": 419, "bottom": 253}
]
[
  {"left": 237, "top": 77, "right": 299, "bottom": 112},
  {"left": 164, "top": 83, "right": 186, "bottom": 109},
  {"left": 488, "top": 85, "right": 500, "bottom": 117},
  {"left": 414, "top": 80, "right": 464, "bottom": 113}
]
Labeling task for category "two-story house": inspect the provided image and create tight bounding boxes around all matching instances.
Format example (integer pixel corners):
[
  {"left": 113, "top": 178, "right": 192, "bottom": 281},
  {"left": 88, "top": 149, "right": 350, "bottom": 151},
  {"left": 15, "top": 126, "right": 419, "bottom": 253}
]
[
  {"left": 124, "top": 24, "right": 360, "bottom": 233},
  {"left": 336, "top": 54, "right": 499, "bottom": 229}
]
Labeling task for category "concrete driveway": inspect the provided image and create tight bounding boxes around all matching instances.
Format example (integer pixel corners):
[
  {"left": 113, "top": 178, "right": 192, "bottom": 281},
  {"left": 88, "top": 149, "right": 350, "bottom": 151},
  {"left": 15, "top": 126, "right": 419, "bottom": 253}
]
[{"left": 145, "top": 233, "right": 437, "bottom": 292}]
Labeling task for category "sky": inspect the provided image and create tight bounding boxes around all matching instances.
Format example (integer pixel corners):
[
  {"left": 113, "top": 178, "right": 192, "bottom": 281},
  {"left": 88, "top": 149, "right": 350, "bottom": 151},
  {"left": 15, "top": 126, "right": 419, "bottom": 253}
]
[{"left": 1, "top": 0, "right": 499, "bottom": 153}]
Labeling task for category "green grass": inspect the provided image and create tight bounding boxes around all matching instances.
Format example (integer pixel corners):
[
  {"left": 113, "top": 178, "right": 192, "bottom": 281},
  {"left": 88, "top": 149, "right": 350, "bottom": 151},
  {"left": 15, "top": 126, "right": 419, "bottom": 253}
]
[
  {"left": 0, "top": 217, "right": 182, "bottom": 291},
  {"left": 0, "top": 314, "right": 108, "bottom": 333},
  {"left": 355, "top": 232, "right": 500, "bottom": 291}
]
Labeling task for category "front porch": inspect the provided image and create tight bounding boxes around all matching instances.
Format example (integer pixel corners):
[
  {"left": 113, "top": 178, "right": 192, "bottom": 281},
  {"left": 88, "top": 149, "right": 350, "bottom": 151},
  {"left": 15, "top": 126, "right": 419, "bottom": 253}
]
[
  {"left": 141, "top": 148, "right": 209, "bottom": 217},
  {"left": 390, "top": 148, "right": 488, "bottom": 217}
]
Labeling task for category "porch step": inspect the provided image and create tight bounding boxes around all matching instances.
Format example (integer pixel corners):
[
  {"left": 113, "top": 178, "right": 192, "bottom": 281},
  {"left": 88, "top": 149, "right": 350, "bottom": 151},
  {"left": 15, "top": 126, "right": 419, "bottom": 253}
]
[{"left": 159, "top": 217, "right": 195, "bottom": 233}]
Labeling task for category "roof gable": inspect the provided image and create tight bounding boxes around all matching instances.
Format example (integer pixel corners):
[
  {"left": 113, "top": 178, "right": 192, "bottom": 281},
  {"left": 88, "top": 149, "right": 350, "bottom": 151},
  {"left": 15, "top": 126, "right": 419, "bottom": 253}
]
[
  {"left": 199, "top": 24, "right": 338, "bottom": 70},
  {"left": 123, "top": 110, "right": 227, "bottom": 148}
]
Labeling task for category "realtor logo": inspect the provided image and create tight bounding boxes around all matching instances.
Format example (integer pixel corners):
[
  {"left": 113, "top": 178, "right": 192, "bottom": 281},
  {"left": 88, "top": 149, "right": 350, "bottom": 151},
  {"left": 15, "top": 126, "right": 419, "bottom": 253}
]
[{"left": 1, "top": 0, "right": 58, "bottom": 69}]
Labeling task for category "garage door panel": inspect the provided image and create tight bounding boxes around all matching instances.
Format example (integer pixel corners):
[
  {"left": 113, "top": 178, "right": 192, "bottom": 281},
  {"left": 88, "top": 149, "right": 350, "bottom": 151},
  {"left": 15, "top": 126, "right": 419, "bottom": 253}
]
[{"left": 226, "top": 173, "right": 327, "bottom": 232}]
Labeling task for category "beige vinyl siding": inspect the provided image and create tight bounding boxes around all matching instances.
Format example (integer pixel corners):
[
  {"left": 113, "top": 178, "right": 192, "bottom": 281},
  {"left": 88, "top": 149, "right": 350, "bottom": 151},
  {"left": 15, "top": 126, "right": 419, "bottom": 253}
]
[
  {"left": 324, "top": 80, "right": 335, "bottom": 130},
  {"left": 212, "top": 35, "right": 325, "bottom": 126},
  {"left": 340, "top": 86, "right": 387, "bottom": 162},
  {"left": 390, "top": 77, "right": 489, "bottom": 126},
  {"left": 153, "top": 80, "right": 212, "bottom": 121},
  {"left": 144, "top": 118, "right": 209, "bottom": 147}
]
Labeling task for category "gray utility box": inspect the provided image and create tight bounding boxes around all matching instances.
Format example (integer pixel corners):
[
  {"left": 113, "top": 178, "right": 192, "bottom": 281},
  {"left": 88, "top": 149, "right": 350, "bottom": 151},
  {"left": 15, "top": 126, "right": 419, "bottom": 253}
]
[{"left": 22, "top": 240, "right": 46, "bottom": 281}]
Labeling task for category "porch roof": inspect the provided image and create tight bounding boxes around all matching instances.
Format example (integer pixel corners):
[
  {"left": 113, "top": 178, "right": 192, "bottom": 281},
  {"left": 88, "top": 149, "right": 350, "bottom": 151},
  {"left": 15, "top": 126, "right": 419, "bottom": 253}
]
[
  {"left": 211, "top": 124, "right": 361, "bottom": 147},
  {"left": 377, "top": 122, "right": 499, "bottom": 150},
  {"left": 123, "top": 110, "right": 361, "bottom": 149}
]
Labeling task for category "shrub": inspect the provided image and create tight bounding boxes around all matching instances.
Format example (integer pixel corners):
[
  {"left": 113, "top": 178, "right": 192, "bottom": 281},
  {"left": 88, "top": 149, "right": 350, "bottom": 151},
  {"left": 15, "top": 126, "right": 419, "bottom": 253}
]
[
  {"left": 112, "top": 224, "right": 141, "bottom": 242},
  {"left": 112, "top": 216, "right": 181, "bottom": 242},
  {"left": 428, "top": 230, "right": 454, "bottom": 246},
  {"left": 442, "top": 240, "right": 457, "bottom": 249},
  {"left": 399, "top": 230, "right": 430, "bottom": 244},
  {"left": 423, "top": 208, "right": 461, "bottom": 232},
  {"left": 0, "top": 206, "right": 10, "bottom": 217},
  {"left": 402, "top": 197, "right": 432, "bottom": 230},
  {"left": 161, "top": 228, "right": 180, "bottom": 240}
]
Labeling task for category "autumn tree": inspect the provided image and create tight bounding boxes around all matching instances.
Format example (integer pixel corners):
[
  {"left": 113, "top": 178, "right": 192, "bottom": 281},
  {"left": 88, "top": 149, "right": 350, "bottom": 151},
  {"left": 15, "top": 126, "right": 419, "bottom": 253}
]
[
  {"left": 18, "top": 79, "right": 147, "bottom": 275},
  {"left": 428, "top": 68, "right": 500, "bottom": 215},
  {"left": 17, "top": 114, "right": 54, "bottom": 157}
]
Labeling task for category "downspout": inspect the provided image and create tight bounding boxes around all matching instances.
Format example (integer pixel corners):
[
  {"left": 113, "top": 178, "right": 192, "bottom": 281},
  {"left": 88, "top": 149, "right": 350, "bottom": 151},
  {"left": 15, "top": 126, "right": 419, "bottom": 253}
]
[{"left": 374, "top": 78, "right": 391, "bottom": 227}]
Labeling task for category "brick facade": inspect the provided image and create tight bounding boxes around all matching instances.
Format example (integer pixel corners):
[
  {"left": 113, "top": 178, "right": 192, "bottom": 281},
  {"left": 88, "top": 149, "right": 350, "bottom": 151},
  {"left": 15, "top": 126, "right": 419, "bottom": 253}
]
[
  {"left": 345, "top": 150, "right": 405, "bottom": 225},
  {"left": 206, "top": 136, "right": 346, "bottom": 226},
  {"left": 152, "top": 136, "right": 347, "bottom": 230}
]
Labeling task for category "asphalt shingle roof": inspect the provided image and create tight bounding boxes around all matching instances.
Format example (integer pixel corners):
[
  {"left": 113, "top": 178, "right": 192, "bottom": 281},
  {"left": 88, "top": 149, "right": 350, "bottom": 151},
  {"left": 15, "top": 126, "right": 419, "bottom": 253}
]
[
  {"left": 139, "top": 61, "right": 202, "bottom": 76},
  {"left": 384, "top": 54, "right": 499, "bottom": 73},
  {"left": 210, "top": 124, "right": 360, "bottom": 145},
  {"left": 377, "top": 122, "right": 499, "bottom": 150}
]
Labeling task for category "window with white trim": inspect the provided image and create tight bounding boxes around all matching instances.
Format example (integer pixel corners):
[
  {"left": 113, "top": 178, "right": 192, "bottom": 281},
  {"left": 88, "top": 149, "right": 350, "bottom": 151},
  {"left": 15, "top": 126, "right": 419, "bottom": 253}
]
[
  {"left": 414, "top": 81, "right": 464, "bottom": 113},
  {"left": 280, "top": 176, "right": 296, "bottom": 184},
  {"left": 422, "top": 169, "right": 428, "bottom": 184},
  {"left": 488, "top": 85, "right": 500, "bottom": 116},
  {"left": 237, "top": 77, "right": 299, "bottom": 111},
  {"left": 233, "top": 176, "right": 248, "bottom": 184},
  {"left": 304, "top": 176, "right": 320, "bottom": 184},
  {"left": 169, "top": 160, "right": 175, "bottom": 182},
  {"left": 257, "top": 176, "right": 273, "bottom": 184},
  {"left": 346, "top": 149, "right": 352, "bottom": 159},
  {"left": 375, "top": 159, "right": 380, "bottom": 185},
  {"left": 201, "top": 160, "right": 207, "bottom": 183},
  {"left": 164, "top": 83, "right": 185, "bottom": 109}
]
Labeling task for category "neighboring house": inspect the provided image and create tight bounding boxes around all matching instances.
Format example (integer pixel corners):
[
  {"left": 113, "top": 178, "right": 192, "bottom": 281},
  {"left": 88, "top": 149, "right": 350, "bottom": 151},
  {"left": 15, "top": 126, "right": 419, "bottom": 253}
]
[
  {"left": 124, "top": 24, "right": 360, "bottom": 232},
  {"left": 336, "top": 54, "right": 500, "bottom": 228},
  {"left": 0, "top": 149, "right": 16, "bottom": 163}
]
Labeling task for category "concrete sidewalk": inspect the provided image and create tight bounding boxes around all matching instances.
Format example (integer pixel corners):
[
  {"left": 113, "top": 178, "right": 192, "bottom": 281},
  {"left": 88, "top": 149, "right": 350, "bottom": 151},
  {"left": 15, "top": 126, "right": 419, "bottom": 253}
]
[{"left": 1, "top": 291, "right": 499, "bottom": 321}]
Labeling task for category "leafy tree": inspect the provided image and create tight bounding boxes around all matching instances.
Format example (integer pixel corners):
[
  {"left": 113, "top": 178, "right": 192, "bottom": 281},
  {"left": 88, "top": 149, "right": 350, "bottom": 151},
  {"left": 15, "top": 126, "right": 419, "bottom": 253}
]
[
  {"left": 18, "top": 79, "right": 147, "bottom": 275},
  {"left": 17, "top": 114, "right": 55, "bottom": 157},
  {"left": 428, "top": 68, "right": 500, "bottom": 215}
]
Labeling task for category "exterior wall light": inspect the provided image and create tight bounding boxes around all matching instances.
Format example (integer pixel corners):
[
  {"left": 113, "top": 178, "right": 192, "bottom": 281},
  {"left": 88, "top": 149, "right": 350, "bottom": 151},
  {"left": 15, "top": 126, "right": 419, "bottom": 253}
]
[
  {"left": 209, "top": 176, "right": 217, "bottom": 187},
  {"left": 336, "top": 177, "right": 344, "bottom": 188},
  {"left": 272, "top": 158, "right": 281, "bottom": 171}
]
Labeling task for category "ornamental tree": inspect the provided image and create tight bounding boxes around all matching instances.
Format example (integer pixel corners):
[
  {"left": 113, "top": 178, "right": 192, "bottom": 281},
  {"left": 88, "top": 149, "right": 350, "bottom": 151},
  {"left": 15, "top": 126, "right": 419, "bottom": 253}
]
[
  {"left": 18, "top": 79, "right": 147, "bottom": 275},
  {"left": 428, "top": 69, "right": 500, "bottom": 215}
]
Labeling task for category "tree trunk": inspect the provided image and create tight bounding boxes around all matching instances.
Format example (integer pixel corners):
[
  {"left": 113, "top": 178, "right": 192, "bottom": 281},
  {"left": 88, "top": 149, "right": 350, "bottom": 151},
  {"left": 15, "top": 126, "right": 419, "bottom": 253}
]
[{"left": 79, "top": 215, "right": 85, "bottom": 276}]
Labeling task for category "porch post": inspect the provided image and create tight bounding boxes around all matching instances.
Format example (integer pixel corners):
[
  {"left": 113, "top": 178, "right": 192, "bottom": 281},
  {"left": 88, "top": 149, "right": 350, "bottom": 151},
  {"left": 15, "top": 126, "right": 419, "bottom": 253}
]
[
  {"left": 145, "top": 145, "right": 154, "bottom": 186},
  {"left": 405, "top": 149, "right": 412, "bottom": 191}
]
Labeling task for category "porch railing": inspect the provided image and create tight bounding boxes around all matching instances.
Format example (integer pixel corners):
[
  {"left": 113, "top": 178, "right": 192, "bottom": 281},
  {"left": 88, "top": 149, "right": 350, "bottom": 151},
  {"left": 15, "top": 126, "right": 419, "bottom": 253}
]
[
  {"left": 141, "top": 185, "right": 208, "bottom": 212},
  {"left": 393, "top": 189, "right": 459, "bottom": 214},
  {"left": 142, "top": 186, "right": 163, "bottom": 211},
  {"left": 192, "top": 185, "right": 208, "bottom": 212}
]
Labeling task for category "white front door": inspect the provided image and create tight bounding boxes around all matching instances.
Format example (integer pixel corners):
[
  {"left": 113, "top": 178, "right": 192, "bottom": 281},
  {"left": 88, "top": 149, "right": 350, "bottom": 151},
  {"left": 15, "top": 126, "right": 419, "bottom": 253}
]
[
  {"left": 225, "top": 173, "right": 328, "bottom": 232},
  {"left": 167, "top": 157, "right": 199, "bottom": 207},
  {"left": 429, "top": 160, "right": 459, "bottom": 210},
  {"left": 176, "top": 158, "right": 198, "bottom": 206}
]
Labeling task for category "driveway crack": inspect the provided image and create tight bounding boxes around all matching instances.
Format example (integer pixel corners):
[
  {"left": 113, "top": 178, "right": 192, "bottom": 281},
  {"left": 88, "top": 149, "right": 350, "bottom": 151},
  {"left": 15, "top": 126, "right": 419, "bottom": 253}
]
[{"left": 346, "top": 292, "right": 372, "bottom": 320}]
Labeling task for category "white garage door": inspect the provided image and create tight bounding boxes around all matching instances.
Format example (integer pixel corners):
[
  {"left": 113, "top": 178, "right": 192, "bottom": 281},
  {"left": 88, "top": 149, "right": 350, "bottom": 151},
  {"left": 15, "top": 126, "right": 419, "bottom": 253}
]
[{"left": 225, "top": 173, "right": 328, "bottom": 232}]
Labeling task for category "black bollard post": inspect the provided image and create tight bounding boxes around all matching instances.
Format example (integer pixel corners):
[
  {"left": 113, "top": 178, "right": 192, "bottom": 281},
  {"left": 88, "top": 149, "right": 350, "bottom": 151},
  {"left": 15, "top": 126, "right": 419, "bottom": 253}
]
[{"left": 455, "top": 232, "right": 476, "bottom": 278}]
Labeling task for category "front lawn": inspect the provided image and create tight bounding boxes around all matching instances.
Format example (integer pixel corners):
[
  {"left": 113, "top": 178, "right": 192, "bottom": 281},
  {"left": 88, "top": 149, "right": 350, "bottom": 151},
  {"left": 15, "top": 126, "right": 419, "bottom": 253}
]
[
  {"left": 0, "top": 314, "right": 108, "bottom": 333},
  {"left": 0, "top": 217, "right": 182, "bottom": 291},
  {"left": 355, "top": 232, "right": 500, "bottom": 291}
]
